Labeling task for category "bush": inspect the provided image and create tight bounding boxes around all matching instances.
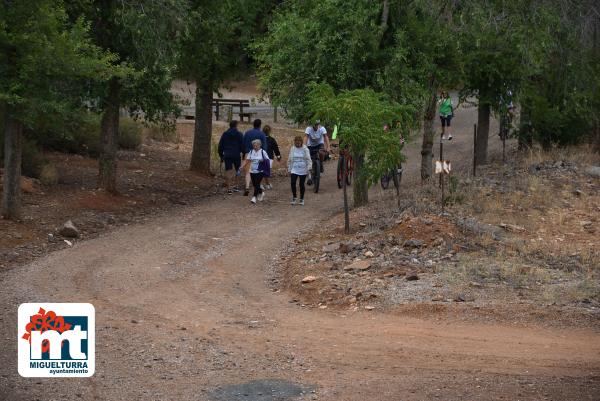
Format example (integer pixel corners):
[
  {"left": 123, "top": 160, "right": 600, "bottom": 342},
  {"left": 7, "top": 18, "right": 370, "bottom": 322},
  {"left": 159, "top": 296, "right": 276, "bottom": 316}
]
[
  {"left": 39, "top": 163, "right": 59, "bottom": 186},
  {"left": 38, "top": 112, "right": 101, "bottom": 157},
  {"left": 145, "top": 120, "right": 179, "bottom": 143},
  {"left": 21, "top": 139, "right": 46, "bottom": 178},
  {"left": 118, "top": 117, "right": 143, "bottom": 150}
]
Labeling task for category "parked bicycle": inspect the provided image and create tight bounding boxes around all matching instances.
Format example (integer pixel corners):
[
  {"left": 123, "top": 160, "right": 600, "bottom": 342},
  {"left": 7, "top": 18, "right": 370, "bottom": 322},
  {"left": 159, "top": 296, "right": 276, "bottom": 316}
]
[{"left": 380, "top": 164, "right": 403, "bottom": 190}]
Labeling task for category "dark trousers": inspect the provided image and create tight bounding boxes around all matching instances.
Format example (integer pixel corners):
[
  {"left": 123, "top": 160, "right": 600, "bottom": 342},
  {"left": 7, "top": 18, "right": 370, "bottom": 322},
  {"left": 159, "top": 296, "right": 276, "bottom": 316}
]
[
  {"left": 290, "top": 174, "right": 306, "bottom": 199},
  {"left": 250, "top": 172, "right": 264, "bottom": 197}
]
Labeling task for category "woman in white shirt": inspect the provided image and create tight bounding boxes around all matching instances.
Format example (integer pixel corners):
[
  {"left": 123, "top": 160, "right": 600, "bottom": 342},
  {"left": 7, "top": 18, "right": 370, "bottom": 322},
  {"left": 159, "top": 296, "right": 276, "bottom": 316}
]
[
  {"left": 287, "top": 135, "right": 311, "bottom": 206},
  {"left": 242, "top": 139, "right": 271, "bottom": 204}
]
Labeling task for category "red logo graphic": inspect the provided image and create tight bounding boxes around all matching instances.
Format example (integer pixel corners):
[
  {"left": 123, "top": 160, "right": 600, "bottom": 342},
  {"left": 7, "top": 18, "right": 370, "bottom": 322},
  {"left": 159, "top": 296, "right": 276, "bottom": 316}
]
[{"left": 22, "top": 308, "right": 72, "bottom": 353}]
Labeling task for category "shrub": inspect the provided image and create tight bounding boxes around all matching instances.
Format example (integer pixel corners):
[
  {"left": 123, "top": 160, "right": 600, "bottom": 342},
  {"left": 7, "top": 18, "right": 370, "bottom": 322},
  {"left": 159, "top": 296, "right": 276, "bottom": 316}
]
[
  {"left": 444, "top": 176, "right": 465, "bottom": 205},
  {"left": 118, "top": 117, "right": 143, "bottom": 150},
  {"left": 145, "top": 120, "right": 179, "bottom": 143},
  {"left": 21, "top": 139, "right": 46, "bottom": 178},
  {"left": 38, "top": 112, "right": 101, "bottom": 157},
  {"left": 39, "top": 163, "right": 59, "bottom": 186}
]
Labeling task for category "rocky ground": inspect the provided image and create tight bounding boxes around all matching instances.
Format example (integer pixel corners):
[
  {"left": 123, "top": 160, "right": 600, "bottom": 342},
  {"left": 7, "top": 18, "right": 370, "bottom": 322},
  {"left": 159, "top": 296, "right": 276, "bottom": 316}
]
[{"left": 276, "top": 148, "right": 600, "bottom": 329}]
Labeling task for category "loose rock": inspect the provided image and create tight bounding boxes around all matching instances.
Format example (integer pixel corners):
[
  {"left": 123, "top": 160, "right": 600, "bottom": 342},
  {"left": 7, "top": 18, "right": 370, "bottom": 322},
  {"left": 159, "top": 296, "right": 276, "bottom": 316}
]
[
  {"left": 585, "top": 166, "right": 600, "bottom": 178},
  {"left": 404, "top": 239, "right": 423, "bottom": 248},
  {"left": 301, "top": 276, "right": 317, "bottom": 283},
  {"left": 59, "top": 220, "right": 80, "bottom": 238},
  {"left": 344, "top": 260, "right": 371, "bottom": 271},
  {"left": 405, "top": 271, "right": 419, "bottom": 281}
]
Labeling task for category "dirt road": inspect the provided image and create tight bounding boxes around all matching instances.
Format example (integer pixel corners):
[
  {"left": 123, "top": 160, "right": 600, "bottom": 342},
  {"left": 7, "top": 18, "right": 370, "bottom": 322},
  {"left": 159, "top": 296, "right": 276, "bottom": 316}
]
[{"left": 1, "top": 112, "right": 599, "bottom": 401}]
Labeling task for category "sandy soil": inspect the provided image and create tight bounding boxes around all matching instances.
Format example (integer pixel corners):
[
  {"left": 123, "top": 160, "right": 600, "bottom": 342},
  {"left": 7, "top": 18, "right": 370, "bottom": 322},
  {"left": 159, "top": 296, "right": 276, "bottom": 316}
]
[{"left": 1, "top": 98, "right": 599, "bottom": 401}]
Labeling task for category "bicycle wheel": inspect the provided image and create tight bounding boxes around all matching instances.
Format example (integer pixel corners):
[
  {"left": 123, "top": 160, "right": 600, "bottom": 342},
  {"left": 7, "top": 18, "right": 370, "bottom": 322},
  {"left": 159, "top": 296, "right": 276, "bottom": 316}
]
[
  {"left": 380, "top": 174, "right": 390, "bottom": 190},
  {"left": 337, "top": 156, "right": 344, "bottom": 189},
  {"left": 313, "top": 159, "right": 321, "bottom": 193}
]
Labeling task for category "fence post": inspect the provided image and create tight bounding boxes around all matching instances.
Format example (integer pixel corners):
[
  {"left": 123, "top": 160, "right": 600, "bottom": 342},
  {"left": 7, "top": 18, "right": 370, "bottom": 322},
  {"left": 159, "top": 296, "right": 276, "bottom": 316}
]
[
  {"left": 473, "top": 123, "right": 477, "bottom": 177},
  {"left": 439, "top": 137, "right": 444, "bottom": 188},
  {"left": 274, "top": 106, "right": 278, "bottom": 123}
]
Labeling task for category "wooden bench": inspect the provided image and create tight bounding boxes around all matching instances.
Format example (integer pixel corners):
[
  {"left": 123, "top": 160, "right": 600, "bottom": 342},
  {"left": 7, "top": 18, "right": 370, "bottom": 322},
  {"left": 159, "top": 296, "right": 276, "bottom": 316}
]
[
  {"left": 179, "top": 99, "right": 257, "bottom": 121},
  {"left": 212, "top": 98, "right": 256, "bottom": 122}
]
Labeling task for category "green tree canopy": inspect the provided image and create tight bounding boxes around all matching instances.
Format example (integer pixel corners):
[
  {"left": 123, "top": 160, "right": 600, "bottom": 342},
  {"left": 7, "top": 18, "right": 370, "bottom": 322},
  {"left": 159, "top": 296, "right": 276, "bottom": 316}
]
[
  {"left": 307, "top": 82, "right": 414, "bottom": 206},
  {"left": 1, "top": 0, "right": 118, "bottom": 218}
]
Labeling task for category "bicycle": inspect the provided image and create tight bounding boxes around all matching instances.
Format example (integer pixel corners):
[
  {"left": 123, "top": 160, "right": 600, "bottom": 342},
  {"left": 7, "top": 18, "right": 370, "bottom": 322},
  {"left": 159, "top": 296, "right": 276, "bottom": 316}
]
[
  {"left": 336, "top": 148, "right": 353, "bottom": 189},
  {"left": 307, "top": 145, "right": 324, "bottom": 193},
  {"left": 380, "top": 164, "right": 403, "bottom": 190}
]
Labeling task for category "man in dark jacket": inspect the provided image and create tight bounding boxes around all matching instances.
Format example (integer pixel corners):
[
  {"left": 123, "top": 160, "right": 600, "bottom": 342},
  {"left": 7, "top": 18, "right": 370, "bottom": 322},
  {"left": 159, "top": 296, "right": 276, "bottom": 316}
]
[
  {"left": 242, "top": 119, "right": 268, "bottom": 195},
  {"left": 218, "top": 120, "right": 244, "bottom": 194},
  {"left": 263, "top": 124, "right": 281, "bottom": 189}
]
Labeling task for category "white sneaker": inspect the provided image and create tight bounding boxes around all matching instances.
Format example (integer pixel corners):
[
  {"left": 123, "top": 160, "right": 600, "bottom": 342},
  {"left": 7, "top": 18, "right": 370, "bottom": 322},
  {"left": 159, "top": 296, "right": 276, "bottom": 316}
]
[
  {"left": 448, "top": 134, "right": 453, "bottom": 140},
  {"left": 251, "top": 196, "right": 257, "bottom": 204},
  {"left": 299, "top": 199, "right": 305, "bottom": 206},
  {"left": 267, "top": 184, "right": 273, "bottom": 189},
  {"left": 257, "top": 192, "right": 264, "bottom": 202},
  {"left": 260, "top": 184, "right": 265, "bottom": 190},
  {"left": 291, "top": 198, "right": 297, "bottom": 205}
]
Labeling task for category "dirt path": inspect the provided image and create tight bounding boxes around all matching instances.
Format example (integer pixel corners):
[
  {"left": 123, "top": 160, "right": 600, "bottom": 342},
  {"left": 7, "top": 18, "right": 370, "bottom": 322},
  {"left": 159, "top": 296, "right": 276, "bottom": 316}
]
[{"left": 1, "top": 116, "right": 599, "bottom": 401}]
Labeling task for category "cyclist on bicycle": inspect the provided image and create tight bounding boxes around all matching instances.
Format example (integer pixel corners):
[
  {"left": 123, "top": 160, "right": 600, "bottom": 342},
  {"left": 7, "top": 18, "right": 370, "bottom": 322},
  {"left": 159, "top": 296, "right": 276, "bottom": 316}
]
[{"left": 304, "top": 120, "right": 330, "bottom": 173}]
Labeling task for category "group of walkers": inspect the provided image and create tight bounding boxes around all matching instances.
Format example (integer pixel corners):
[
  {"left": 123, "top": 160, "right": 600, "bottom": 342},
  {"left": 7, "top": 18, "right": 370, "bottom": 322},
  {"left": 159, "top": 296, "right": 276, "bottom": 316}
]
[
  {"left": 217, "top": 91, "right": 460, "bottom": 205},
  {"left": 218, "top": 118, "right": 330, "bottom": 205}
]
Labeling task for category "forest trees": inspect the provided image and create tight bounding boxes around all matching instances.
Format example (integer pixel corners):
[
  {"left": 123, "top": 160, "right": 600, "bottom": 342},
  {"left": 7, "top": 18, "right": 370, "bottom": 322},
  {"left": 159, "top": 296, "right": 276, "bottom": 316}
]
[
  {"left": 255, "top": 0, "right": 461, "bottom": 185},
  {"left": 179, "top": 0, "right": 276, "bottom": 173},
  {"left": 69, "top": 0, "right": 184, "bottom": 192},
  {"left": 458, "top": 0, "right": 550, "bottom": 164},
  {"left": 0, "top": 0, "right": 117, "bottom": 218}
]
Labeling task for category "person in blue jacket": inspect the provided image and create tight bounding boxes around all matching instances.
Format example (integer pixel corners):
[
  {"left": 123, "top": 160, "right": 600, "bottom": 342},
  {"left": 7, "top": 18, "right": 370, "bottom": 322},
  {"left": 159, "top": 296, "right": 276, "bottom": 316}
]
[
  {"left": 242, "top": 119, "right": 267, "bottom": 195},
  {"left": 218, "top": 120, "right": 244, "bottom": 194}
]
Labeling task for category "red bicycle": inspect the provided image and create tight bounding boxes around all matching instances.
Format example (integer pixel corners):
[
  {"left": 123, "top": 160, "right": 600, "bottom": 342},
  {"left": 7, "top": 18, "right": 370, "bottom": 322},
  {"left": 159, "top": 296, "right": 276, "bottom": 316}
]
[{"left": 336, "top": 147, "right": 353, "bottom": 189}]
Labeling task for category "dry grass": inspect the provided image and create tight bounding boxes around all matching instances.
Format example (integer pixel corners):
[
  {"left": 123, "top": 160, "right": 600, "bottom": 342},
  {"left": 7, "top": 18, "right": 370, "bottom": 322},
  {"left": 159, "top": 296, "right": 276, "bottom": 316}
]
[
  {"left": 450, "top": 149, "right": 600, "bottom": 273},
  {"left": 520, "top": 145, "right": 600, "bottom": 167}
]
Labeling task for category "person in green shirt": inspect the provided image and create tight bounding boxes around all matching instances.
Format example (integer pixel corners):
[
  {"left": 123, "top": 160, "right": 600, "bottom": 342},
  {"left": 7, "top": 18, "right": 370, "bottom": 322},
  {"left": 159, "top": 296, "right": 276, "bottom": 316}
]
[{"left": 439, "top": 90, "right": 454, "bottom": 140}]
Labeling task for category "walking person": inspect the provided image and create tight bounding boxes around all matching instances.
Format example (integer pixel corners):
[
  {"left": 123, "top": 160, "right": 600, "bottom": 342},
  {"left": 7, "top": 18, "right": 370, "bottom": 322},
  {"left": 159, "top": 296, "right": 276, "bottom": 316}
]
[
  {"left": 218, "top": 120, "right": 244, "bottom": 194},
  {"left": 439, "top": 90, "right": 454, "bottom": 140},
  {"left": 242, "top": 139, "right": 271, "bottom": 204},
  {"left": 288, "top": 135, "right": 311, "bottom": 206},
  {"left": 263, "top": 125, "right": 281, "bottom": 189},
  {"left": 242, "top": 119, "right": 268, "bottom": 196}
]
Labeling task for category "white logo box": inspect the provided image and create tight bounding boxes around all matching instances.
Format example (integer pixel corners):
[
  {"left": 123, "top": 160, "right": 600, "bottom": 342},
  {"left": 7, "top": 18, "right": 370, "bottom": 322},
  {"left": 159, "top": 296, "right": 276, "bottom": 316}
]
[{"left": 18, "top": 303, "right": 95, "bottom": 378}]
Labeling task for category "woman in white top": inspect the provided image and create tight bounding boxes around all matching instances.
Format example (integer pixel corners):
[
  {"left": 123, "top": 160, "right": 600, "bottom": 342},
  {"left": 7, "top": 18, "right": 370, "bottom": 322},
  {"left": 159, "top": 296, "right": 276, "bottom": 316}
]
[
  {"left": 287, "top": 135, "right": 312, "bottom": 206},
  {"left": 242, "top": 139, "right": 271, "bottom": 204}
]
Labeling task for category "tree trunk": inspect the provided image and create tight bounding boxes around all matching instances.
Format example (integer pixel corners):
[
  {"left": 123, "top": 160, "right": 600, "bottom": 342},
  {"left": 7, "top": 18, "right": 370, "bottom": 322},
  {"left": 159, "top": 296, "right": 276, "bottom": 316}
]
[
  {"left": 343, "top": 159, "right": 350, "bottom": 234},
  {"left": 190, "top": 81, "right": 213, "bottom": 173},
  {"left": 476, "top": 101, "right": 490, "bottom": 165},
  {"left": 352, "top": 152, "right": 368, "bottom": 207},
  {"left": 2, "top": 111, "right": 24, "bottom": 219},
  {"left": 98, "top": 78, "right": 121, "bottom": 193},
  {"left": 380, "top": 0, "right": 390, "bottom": 31},
  {"left": 421, "top": 89, "right": 437, "bottom": 181}
]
